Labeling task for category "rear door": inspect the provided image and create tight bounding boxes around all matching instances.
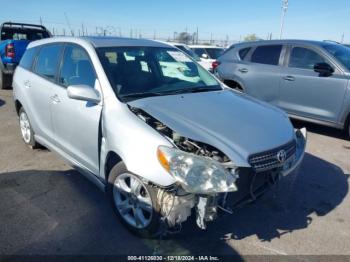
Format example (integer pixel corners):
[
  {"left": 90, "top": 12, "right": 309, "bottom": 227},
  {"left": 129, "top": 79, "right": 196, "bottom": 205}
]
[
  {"left": 24, "top": 43, "right": 63, "bottom": 143},
  {"left": 239, "top": 44, "right": 285, "bottom": 105},
  {"left": 51, "top": 43, "right": 102, "bottom": 175},
  {"left": 278, "top": 45, "right": 348, "bottom": 123}
]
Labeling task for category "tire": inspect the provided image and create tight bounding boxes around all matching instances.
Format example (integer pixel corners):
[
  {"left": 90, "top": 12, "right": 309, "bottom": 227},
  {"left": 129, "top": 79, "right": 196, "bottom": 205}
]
[
  {"left": 107, "top": 162, "right": 162, "bottom": 238},
  {"left": 18, "top": 107, "right": 38, "bottom": 148}
]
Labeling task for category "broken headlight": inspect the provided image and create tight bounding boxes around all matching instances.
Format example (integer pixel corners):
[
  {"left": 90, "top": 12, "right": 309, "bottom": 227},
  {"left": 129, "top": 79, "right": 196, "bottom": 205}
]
[{"left": 157, "top": 146, "right": 237, "bottom": 194}]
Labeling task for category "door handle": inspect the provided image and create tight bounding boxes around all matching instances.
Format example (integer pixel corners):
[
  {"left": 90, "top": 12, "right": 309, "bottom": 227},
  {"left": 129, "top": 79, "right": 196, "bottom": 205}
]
[
  {"left": 50, "top": 94, "right": 60, "bottom": 104},
  {"left": 238, "top": 68, "right": 248, "bottom": 73},
  {"left": 24, "top": 80, "right": 31, "bottom": 88},
  {"left": 283, "top": 75, "right": 295, "bottom": 81}
]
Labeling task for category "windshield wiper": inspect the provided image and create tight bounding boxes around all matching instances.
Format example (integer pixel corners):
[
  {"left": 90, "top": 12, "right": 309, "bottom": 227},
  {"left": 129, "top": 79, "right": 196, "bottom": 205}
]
[
  {"left": 168, "top": 86, "right": 222, "bottom": 94},
  {"left": 120, "top": 92, "right": 164, "bottom": 101},
  {"left": 120, "top": 86, "right": 222, "bottom": 101},
  {"left": 190, "top": 87, "right": 222, "bottom": 93}
]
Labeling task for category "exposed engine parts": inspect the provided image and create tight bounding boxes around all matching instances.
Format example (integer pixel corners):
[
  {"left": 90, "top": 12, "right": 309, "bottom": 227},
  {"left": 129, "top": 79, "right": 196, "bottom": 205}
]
[
  {"left": 196, "top": 196, "right": 218, "bottom": 229},
  {"left": 130, "top": 106, "right": 235, "bottom": 231},
  {"left": 130, "top": 106, "right": 230, "bottom": 163},
  {"left": 157, "top": 188, "right": 221, "bottom": 231},
  {"left": 157, "top": 188, "right": 195, "bottom": 228}
]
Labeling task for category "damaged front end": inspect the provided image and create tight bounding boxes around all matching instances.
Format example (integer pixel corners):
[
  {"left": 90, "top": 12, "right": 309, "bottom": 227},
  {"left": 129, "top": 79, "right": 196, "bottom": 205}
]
[
  {"left": 130, "top": 106, "right": 307, "bottom": 232},
  {"left": 156, "top": 145, "right": 237, "bottom": 230}
]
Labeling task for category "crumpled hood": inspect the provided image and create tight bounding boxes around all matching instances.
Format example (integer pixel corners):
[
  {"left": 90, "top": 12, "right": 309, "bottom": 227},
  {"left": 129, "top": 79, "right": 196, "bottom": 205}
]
[{"left": 128, "top": 89, "right": 295, "bottom": 166}]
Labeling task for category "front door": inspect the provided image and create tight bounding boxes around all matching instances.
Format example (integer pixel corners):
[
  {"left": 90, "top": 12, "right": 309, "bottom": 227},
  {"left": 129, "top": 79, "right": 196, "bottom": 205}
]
[
  {"left": 51, "top": 44, "right": 102, "bottom": 175},
  {"left": 278, "top": 45, "right": 348, "bottom": 123}
]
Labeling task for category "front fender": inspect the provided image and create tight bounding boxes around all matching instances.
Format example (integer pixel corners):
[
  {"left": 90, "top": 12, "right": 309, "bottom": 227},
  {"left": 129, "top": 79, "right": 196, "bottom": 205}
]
[{"left": 100, "top": 103, "right": 176, "bottom": 187}]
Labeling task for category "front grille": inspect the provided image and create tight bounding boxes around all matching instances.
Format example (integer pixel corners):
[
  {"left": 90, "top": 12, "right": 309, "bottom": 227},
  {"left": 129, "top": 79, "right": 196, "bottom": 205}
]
[
  {"left": 248, "top": 140, "right": 296, "bottom": 172},
  {"left": 224, "top": 168, "right": 279, "bottom": 208}
]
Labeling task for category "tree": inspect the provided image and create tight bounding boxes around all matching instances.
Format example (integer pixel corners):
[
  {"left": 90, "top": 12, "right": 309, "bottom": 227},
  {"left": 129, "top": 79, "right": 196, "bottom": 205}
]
[{"left": 243, "top": 34, "right": 259, "bottom": 42}]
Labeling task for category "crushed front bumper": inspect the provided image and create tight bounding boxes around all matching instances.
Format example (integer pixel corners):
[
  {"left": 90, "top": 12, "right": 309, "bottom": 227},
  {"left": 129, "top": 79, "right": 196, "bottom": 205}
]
[
  {"left": 224, "top": 128, "right": 307, "bottom": 209},
  {"left": 159, "top": 128, "right": 307, "bottom": 232},
  {"left": 195, "top": 128, "right": 307, "bottom": 229}
]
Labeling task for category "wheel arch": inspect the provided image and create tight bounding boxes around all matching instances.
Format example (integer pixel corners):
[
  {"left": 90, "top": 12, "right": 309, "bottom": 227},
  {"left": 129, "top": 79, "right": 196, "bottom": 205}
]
[
  {"left": 223, "top": 78, "right": 245, "bottom": 92},
  {"left": 104, "top": 151, "right": 123, "bottom": 182},
  {"left": 15, "top": 99, "right": 23, "bottom": 115}
]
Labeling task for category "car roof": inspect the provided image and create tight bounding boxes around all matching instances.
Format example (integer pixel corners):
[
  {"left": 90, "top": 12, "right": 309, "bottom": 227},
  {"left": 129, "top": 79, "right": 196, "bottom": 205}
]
[
  {"left": 166, "top": 42, "right": 187, "bottom": 46},
  {"left": 189, "top": 45, "right": 224, "bottom": 49},
  {"left": 230, "top": 39, "right": 334, "bottom": 49},
  {"left": 27, "top": 36, "right": 173, "bottom": 49},
  {"left": 154, "top": 41, "right": 188, "bottom": 47}
]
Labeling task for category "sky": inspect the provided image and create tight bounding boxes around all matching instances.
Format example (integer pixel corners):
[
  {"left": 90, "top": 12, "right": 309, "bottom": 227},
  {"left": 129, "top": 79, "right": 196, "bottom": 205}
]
[{"left": 2, "top": 0, "right": 350, "bottom": 43}]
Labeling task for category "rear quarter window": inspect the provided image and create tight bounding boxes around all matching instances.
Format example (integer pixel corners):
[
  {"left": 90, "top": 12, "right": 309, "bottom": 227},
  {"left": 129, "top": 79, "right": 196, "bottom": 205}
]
[
  {"left": 238, "top": 47, "right": 251, "bottom": 60},
  {"left": 19, "top": 47, "right": 38, "bottom": 71}
]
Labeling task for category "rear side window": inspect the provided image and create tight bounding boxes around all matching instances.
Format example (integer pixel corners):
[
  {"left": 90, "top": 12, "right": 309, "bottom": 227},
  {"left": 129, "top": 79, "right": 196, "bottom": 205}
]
[
  {"left": 193, "top": 48, "right": 207, "bottom": 58},
  {"left": 59, "top": 45, "right": 96, "bottom": 88},
  {"left": 1, "top": 28, "right": 50, "bottom": 41},
  {"left": 34, "top": 44, "right": 63, "bottom": 81},
  {"left": 251, "top": 45, "right": 282, "bottom": 65},
  {"left": 238, "top": 47, "right": 251, "bottom": 60},
  {"left": 205, "top": 48, "right": 223, "bottom": 59},
  {"left": 19, "top": 47, "right": 37, "bottom": 70},
  {"left": 289, "top": 47, "right": 326, "bottom": 70}
]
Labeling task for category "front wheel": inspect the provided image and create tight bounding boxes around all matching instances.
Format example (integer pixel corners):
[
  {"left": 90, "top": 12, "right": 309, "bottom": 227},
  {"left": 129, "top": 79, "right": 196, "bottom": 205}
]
[
  {"left": 107, "top": 162, "right": 162, "bottom": 238},
  {"left": 19, "top": 108, "right": 38, "bottom": 148}
]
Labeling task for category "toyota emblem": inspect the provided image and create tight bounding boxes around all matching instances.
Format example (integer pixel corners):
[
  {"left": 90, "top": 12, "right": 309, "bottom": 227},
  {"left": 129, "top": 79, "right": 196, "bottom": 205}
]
[{"left": 276, "top": 150, "right": 287, "bottom": 163}]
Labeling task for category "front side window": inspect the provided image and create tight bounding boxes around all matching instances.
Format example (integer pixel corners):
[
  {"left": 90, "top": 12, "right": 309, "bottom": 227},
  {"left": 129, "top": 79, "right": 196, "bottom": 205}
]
[
  {"left": 289, "top": 47, "right": 326, "bottom": 70},
  {"left": 322, "top": 43, "right": 350, "bottom": 71},
  {"left": 34, "top": 44, "right": 62, "bottom": 80},
  {"left": 19, "top": 47, "right": 38, "bottom": 70},
  {"left": 59, "top": 45, "right": 96, "bottom": 87},
  {"left": 97, "top": 46, "right": 221, "bottom": 102},
  {"left": 251, "top": 45, "right": 282, "bottom": 65}
]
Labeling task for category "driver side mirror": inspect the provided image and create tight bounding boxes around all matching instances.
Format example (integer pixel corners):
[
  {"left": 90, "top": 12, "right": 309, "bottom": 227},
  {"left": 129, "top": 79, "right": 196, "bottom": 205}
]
[
  {"left": 67, "top": 84, "right": 101, "bottom": 103},
  {"left": 201, "top": 53, "right": 209, "bottom": 59},
  {"left": 314, "top": 62, "right": 334, "bottom": 77}
]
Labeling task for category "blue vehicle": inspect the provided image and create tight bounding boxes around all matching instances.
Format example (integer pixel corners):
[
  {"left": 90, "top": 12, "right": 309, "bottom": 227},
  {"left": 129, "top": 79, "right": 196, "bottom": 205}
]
[{"left": 0, "top": 22, "right": 50, "bottom": 89}]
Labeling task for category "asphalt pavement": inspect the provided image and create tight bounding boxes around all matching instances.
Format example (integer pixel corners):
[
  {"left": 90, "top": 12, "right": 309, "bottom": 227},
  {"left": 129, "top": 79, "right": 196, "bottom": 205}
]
[{"left": 0, "top": 89, "right": 349, "bottom": 258}]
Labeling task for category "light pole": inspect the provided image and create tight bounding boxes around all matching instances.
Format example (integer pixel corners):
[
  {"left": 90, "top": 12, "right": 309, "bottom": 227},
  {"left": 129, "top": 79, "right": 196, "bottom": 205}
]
[{"left": 279, "top": 0, "right": 288, "bottom": 39}]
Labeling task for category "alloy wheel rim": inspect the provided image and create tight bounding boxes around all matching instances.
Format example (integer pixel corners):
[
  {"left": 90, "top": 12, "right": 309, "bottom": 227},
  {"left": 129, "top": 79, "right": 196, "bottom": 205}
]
[
  {"left": 19, "top": 112, "right": 31, "bottom": 144},
  {"left": 113, "top": 173, "right": 153, "bottom": 229}
]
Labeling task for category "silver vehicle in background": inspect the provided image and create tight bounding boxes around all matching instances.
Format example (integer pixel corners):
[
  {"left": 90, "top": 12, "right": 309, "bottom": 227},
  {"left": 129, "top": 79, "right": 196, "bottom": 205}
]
[
  {"left": 215, "top": 40, "right": 350, "bottom": 138},
  {"left": 13, "top": 37, "right": 306, "bottom": 237}
]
